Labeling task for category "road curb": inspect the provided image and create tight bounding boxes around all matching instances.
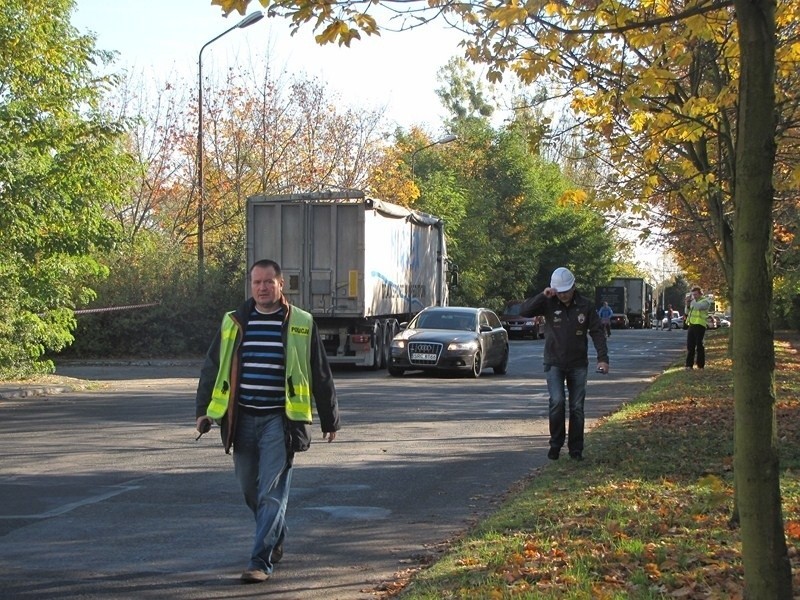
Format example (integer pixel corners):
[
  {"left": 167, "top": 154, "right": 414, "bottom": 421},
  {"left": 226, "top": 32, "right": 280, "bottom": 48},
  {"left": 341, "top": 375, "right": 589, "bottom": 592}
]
[
  {"left": 0, "top": 384, "right": 78, "bottom": 400},
  {"left": 0, "top": 359, "right": 204, "bottom": 401}
]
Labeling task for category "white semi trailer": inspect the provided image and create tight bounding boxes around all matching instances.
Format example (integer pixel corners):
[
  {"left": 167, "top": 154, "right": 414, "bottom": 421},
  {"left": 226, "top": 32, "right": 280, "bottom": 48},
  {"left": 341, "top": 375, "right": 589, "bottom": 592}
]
[{"left": 246, "top": 190, "right": 451, "bottom": 368}]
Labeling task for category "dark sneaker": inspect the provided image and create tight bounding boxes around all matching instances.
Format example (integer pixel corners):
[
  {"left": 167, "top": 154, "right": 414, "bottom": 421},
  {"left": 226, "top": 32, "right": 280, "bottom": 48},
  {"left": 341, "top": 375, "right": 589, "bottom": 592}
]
[
  {"left": 569, "top": 452, "right": 583, "bottom": 461},
  {"left": 272, "top": 541, "right": 283, "bottom": 564},
  {"left": 547, "top": 447, "right": 560, "bottom": 460},
  {"left": 241, "top": 568, "right": 270, "bottom": 584}
]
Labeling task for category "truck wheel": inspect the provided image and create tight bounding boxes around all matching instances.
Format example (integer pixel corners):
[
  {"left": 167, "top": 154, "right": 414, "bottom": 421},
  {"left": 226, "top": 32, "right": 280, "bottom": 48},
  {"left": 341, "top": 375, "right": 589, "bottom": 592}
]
[
  {"left": 371, "top": 323, "right": 384, "bottom": 370},
  {"left": 388, "top": 366, "right": 404, "bottom": 377},
  {"left": 382, "top": 321, "right": 394, "bottom": 369}
]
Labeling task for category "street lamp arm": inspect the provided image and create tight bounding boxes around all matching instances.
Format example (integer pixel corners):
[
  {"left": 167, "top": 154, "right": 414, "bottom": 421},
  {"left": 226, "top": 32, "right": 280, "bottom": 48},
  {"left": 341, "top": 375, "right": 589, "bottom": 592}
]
[
  {"left": 199, "top": 11, "right": 265, "bottom": 63},
  {"left": 411, "top": 134, "right": 458, "bottom": 180},
  {"left": 411, "top": 134, "right": 459, "bottom": 161}
]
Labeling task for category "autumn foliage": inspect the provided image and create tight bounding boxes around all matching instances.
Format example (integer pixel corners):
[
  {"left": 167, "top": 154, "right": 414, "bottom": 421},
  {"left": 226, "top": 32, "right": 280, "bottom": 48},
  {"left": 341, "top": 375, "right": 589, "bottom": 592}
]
[{"left": 383, "top": 331, "right": 800, "bottom": 598}]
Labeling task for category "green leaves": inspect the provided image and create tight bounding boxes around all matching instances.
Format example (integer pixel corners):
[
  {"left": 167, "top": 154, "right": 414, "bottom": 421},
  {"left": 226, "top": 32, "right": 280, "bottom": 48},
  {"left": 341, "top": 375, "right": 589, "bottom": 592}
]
[
  {"left": 0, "top": 0, "right": 127, "bottom": 376},
  {"left": 407, "top": 91, "right": 616, "bottom": 309}
]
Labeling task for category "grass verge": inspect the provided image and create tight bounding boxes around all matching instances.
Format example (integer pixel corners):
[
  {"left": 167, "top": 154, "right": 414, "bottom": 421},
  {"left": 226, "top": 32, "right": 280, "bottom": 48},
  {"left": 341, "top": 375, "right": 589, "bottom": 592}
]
[{"left": 387, "top": 330, "right": 800, "bottom": 599}]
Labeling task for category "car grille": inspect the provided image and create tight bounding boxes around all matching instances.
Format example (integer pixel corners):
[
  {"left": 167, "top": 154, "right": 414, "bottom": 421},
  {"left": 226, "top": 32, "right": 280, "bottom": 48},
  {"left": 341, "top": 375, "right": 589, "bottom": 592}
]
[
  {"left": 507, "top": 319, "right": 533, "bottom": 326},
  {"left": 408, "top": 341, "right": 444, "bottom": 365}
]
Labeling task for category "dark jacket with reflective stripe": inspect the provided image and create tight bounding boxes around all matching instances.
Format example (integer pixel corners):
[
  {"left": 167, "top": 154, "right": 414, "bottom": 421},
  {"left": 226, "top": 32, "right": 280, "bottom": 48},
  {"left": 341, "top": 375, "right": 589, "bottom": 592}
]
[
  {"left": 520, "top": 290, "right": 609, "bottom": 369},
  {"left": 195, "top": 296, "right": 339, "bottom": 453}
]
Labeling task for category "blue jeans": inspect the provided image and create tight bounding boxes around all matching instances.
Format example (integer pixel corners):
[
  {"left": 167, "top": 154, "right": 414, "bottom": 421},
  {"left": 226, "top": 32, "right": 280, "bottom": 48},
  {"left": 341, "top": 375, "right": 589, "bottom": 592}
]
[
  {"left": 544, "top": 365, "right": 588, "bottom": 454},
  {"left": 233, "top": 410, "right": 292, "bottom": 573}
]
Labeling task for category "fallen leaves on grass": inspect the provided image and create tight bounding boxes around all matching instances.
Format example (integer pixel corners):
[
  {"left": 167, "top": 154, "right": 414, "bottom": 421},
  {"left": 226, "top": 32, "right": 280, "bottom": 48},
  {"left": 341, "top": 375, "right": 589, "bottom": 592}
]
[{"left": 377, "top": 331, "right": 800, "bottom": 599}]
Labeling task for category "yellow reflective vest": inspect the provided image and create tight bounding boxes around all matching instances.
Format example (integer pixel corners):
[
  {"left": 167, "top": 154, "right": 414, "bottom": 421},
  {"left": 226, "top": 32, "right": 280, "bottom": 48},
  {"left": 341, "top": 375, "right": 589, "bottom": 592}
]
[
  {"left": 686, "top": 297, "right": 711, "bottom": 327},
  {"left": 206, "top": 306, "right": 314, "bottom": 422}
]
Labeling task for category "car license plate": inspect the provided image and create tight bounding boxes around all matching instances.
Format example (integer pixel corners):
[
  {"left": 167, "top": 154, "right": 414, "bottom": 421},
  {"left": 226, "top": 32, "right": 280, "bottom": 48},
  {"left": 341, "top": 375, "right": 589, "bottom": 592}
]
[
  {"left": 411, "top": 352, "right": 437, "bottom": 361},
  {"left": 510, "top": 326, "right": 522, "bottom": 331}
]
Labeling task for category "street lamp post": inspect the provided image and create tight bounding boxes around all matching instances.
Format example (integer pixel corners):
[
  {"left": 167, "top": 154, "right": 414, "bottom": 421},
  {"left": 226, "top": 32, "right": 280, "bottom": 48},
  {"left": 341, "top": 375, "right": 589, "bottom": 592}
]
[
  {"left": 410, "top": 134, "right": 458, "bottom": 180},
  {"left": 197, "top": 11, "right": 264, "bottom": 286}
]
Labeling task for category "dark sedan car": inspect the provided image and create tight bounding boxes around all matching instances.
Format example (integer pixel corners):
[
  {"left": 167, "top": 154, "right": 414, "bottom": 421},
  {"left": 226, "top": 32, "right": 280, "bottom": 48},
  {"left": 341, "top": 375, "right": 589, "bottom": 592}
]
[
  {"left": 388, "top": 306, "right": 509, "bottom": 378},
  {"left": 500, "top": 300, "right": 544, "bottom": 339},
  {"left": 610, "top": 313, "right": 629, "bottom": 329}
]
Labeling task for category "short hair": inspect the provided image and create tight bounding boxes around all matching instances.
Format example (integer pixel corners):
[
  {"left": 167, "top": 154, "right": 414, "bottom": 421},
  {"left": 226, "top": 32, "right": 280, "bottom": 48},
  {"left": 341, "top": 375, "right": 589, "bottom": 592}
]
[
  {"left": 250, "top": 259, "right": 282, "bottom": 277},
  {"left": 691, "top": 286, "right": 702, "bottom": 293}
]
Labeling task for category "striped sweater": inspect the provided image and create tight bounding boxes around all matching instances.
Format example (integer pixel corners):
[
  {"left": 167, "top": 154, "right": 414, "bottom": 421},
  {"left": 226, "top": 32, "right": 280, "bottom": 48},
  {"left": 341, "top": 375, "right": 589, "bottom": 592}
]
[{"left": 237, "top": 307, "right": 286, "bottom": 413}]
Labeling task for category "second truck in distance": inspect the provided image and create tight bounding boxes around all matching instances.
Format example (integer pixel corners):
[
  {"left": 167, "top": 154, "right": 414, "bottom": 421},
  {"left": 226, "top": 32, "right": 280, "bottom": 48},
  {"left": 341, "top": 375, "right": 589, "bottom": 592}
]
[{"left": 595, "top": 277, "right": 653, "bottom": 329}]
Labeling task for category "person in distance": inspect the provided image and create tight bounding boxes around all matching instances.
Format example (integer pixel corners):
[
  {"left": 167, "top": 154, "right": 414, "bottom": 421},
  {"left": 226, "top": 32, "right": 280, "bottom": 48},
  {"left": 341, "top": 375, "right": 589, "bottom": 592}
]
[{"left": 684, "top": 285, "right": 712, "bottom": 370}]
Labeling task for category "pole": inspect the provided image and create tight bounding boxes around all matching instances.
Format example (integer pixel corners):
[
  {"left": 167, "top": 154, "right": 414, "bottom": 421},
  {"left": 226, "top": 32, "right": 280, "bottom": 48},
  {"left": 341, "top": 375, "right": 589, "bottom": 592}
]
[
  {"left": 197, "top": 49, "right": 205, "bottom": 286},
  {"left": 196, "top": 12, "right": 264, "bottom": 287}
]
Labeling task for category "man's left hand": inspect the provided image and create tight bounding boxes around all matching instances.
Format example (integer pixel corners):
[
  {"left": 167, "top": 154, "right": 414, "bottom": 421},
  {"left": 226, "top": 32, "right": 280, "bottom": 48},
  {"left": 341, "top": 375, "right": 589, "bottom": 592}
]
[
  {"left": 597, "top": 362, "right": 609, "bottom": 374},
  {"left": 323, "top": 431, "right": 337, "bottom": 442}
]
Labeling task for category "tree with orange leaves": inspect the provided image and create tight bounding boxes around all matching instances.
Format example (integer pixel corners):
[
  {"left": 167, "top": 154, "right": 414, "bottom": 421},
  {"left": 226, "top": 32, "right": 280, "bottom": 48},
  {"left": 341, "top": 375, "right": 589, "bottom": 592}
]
[{"left": 206, "top": 0, "right": 794, "bottom": 595}]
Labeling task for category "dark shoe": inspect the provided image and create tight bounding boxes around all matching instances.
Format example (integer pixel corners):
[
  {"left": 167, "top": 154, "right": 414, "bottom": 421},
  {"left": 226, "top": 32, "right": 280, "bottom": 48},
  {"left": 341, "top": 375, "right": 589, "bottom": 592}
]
[
  {"left": 241, "top": 568, "right": 270, "bottom": 584},
  {"left": 547, "top": 447, "right": 560, "bottom": 460},
  {"left": 569, "top": 452, "right": 583, "bottom": 461},
  {"left": 272, "top": 541, "right": 283, "bottom": 564}
]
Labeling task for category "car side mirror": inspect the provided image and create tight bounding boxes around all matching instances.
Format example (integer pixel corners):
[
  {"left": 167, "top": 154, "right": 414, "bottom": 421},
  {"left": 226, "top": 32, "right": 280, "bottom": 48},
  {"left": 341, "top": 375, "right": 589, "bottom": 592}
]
[{"left": 480, "top": 324, "right": 492, "bottom": 333}]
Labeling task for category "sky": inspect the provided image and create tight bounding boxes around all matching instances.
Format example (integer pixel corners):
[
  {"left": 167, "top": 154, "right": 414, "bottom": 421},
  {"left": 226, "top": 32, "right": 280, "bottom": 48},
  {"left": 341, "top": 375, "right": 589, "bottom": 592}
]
[
  {"left": 70, "top": 1, "right": 667, "bottom": 275},
  {"left": 71, "top": 0, "right": 469, "bottom": 132}
]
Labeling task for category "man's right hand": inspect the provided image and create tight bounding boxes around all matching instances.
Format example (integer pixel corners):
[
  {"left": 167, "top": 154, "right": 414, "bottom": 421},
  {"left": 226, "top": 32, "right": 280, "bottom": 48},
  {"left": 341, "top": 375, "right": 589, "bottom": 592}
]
[{"left": 196, "top": 416, "right": 212, "bottom": 434}]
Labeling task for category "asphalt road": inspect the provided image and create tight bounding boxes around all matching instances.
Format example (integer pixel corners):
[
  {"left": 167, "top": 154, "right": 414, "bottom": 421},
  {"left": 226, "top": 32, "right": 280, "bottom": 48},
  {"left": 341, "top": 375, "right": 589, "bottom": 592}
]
[{"left": 0, "top": 329, "right": 686, "bottom": 599}]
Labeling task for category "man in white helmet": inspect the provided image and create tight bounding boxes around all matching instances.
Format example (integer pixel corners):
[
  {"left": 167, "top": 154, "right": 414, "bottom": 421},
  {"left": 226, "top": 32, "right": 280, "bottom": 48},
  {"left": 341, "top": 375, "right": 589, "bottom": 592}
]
[{"left": 520, "top": 267, "right": 609, "bottom": 461}]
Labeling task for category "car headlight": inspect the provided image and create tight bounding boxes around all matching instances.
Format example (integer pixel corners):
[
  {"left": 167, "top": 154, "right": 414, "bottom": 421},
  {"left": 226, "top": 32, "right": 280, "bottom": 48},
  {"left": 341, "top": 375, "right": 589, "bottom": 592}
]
[
  {"left": 391, "top": 340, "right": 406, "bottom": 349},
  {"left": 447, "top": 340, "right": 479, "bottom": 351}
]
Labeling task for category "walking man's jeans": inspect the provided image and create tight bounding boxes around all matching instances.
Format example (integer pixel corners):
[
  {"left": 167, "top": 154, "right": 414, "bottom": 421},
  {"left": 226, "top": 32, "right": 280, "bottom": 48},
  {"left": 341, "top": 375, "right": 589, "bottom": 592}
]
[
  {"left": 685, "top": 324, "right": 707, "bottom": 368},
  {"left": 545, "top": 365, "right": 588, "bottom": 454},
  {"left": 234, "top": 410, "right": 292, "bottom": 574}
]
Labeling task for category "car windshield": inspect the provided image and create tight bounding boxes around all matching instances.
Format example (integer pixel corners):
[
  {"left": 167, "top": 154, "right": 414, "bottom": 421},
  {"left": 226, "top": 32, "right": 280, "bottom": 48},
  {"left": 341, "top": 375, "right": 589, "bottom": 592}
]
[
  {"left": 504, "top": 303, "right": 522, "bottom": 316},
  {"left": 415, "top": 312, "right": 476, "bottom": 331}
]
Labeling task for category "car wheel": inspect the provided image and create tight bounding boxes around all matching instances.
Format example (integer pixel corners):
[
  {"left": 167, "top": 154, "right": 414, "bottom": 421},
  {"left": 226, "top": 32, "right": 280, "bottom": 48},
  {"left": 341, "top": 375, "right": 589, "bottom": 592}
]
[
  {"left": 388, "top": 366, "right": 404, "bottom": 377},
  {"left": 493, "top": 347, "right": 509, "bottom": 375},
  {"left": 471, "top": 351, "right": 483, "bottom": 378}
]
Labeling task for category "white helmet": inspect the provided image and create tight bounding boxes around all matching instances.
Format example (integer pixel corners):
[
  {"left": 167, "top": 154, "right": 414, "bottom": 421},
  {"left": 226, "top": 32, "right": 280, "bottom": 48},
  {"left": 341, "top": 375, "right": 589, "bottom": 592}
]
[{"left": 550, "top": 267, "right": 576, "bottom": 292}]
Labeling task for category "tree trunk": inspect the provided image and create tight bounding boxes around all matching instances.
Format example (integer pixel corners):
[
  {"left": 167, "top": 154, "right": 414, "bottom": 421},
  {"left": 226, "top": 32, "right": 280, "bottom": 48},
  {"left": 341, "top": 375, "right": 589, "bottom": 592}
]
[{"left": 731, "top": 1, "right": 792, "bottom": 597}]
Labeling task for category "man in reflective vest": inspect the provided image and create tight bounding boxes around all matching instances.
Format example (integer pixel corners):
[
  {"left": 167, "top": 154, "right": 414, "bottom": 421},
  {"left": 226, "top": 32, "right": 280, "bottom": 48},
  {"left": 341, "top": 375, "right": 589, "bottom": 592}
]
[
  {"left": 684, "top": 285, "right": 712, "bottom": 369},
  {"left": 195, "top": 259, "right": 340, "bottom": 584}
]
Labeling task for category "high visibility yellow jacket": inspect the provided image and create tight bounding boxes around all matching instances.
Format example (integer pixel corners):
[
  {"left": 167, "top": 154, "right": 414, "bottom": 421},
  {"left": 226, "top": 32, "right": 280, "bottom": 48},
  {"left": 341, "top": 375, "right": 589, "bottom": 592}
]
[
  {"left": 686, "top": 296, "right": 711, "bottom": 327},
  {"left": 206, "top": 307, "right": 313, "bottom": 422},
  {"left": 195, "top": 297, "right": 339, "bottom": 454}
]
